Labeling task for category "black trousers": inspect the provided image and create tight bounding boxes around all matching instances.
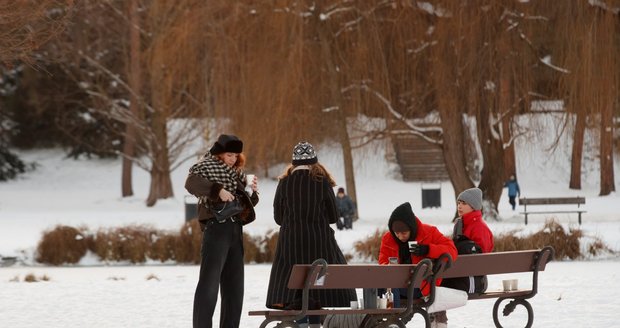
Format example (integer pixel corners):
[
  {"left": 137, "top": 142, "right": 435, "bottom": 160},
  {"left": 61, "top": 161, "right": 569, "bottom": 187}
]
[
  {"left": 441, "top": 275, "right": 488, "bottom": 294},
  {"left": 193, "top": 220, "right": 244, "bottom": 328},
  {"left": 509, "top": 196, "right": 517, "bottom": 210}
]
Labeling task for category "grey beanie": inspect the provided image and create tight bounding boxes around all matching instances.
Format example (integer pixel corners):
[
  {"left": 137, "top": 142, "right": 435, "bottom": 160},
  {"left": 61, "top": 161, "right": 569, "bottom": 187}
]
[{"left": 457, "top": 187, "right": 483, "bottom": 211}]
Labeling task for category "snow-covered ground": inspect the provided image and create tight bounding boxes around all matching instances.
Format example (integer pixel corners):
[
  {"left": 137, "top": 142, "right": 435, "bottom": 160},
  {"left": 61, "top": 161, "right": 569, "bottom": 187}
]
[
  {"left": 2, "top": 261, "right": 620, "bottom": 327},
  {"left": 1, "top": 114, "right": 619, "bottom": 327}
]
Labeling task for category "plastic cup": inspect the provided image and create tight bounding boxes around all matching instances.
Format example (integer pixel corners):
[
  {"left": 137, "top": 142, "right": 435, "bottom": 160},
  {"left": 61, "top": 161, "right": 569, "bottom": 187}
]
[
  {"left": 350, "top": 301, "right": 358, "bottom": 309},
  {"left": 245, "top": 174, "right": 256, "bottom": 192},
  {"left": 502, "top": 279, "right": 511, "bottom": 291},
  {"left": 510, "top": 279, "right": 518, "bottom": 290},
  {"left": 378, "top": 298, "right": 387, "bottom": 309}
]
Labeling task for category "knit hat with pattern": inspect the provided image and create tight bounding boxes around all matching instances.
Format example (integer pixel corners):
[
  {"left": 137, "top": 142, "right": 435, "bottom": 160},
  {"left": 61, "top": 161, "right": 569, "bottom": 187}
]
[{"left": 292, "top": 141, "right": 318, "bottom": 165}]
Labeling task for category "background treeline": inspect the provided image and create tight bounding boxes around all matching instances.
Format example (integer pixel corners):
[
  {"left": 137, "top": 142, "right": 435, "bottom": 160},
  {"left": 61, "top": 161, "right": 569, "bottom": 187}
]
[{"left": 1, "top": 1, "right": 619, "bottom": 216}]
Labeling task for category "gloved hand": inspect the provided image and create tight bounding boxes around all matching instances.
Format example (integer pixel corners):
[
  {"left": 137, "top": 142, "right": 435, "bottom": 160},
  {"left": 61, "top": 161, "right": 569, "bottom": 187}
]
[{"left": 409, "top": 243, "right": 429, "bottom": 256}]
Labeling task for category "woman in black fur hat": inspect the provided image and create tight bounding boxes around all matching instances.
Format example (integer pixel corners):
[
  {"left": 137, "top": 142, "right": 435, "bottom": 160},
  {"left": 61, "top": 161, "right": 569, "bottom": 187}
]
[{"left": 185, "top": 134, "right": 259, "bottom": 328}]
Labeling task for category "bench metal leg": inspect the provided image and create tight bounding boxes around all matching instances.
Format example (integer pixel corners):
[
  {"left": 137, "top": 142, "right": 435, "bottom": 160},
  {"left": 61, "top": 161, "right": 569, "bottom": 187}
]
[
  {"left": 492, "top": 298, "right": 533, "bottom": 328},
  {"left": 578, "top": 212, "right": 582, "bottom": 225},
  {"left": 524, "top": 213, "right": 528, "bottom": 225},
  {"left": 259, "top": 318, "right": 299, "bottom": 328}
]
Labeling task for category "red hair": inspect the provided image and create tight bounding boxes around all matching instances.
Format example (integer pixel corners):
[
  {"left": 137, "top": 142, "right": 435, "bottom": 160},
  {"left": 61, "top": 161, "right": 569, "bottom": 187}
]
[{"left": 216, "top": 153, "right": 246, "bottom": 174}]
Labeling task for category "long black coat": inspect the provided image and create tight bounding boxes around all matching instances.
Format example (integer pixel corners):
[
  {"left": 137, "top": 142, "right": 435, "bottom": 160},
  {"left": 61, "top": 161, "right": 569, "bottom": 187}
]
[{"left": 266, "top": 169, "right": 357, "bottom": 308}]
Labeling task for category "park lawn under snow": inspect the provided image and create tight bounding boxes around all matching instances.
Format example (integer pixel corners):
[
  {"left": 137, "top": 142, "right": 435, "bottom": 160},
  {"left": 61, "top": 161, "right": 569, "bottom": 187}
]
[{"left": 1, "top": 114, "right": 619, "bottom": 327}]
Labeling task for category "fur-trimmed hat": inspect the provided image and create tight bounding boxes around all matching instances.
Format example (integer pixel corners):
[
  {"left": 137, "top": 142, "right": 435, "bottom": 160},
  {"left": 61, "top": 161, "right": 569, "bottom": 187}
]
[
  {"left": 209, "top": 134, "right": 243, "bottom": 155},
  {"left": 457, "top": 187, "right": 483, "bottom": 211},
  {"left": 292, "top": 141, "right": 318, "bottom": 165}
]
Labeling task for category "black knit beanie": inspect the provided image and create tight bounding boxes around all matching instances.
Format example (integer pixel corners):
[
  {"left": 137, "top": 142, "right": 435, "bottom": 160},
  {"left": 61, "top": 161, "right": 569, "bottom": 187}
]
[{"left": 388, "top": 202, "right": 418, "bottom": 241}]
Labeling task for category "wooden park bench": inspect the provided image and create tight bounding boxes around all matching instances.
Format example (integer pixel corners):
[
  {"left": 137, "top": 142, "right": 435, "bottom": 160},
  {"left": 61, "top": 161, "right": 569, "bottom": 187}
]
[
  {"left": 248, "top": 258, "right": 437, "bottom": 328},
  {"left": 434, "top": 247, "right": 554, "bottom": 328},
  {"left": 519, "top": 197, "right": 586, "bottom": 225}
]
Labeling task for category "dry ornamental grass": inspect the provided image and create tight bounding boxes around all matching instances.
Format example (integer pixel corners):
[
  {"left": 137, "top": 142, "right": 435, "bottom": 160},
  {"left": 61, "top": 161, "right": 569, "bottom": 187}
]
[{"left": 35, "top": 219, "right": 612, "bottom": 265}]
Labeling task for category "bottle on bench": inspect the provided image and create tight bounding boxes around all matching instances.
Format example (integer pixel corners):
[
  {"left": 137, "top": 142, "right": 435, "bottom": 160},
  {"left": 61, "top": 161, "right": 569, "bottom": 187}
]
[{"left": 386, "top": 288, "right": 394, "bottom": 309}]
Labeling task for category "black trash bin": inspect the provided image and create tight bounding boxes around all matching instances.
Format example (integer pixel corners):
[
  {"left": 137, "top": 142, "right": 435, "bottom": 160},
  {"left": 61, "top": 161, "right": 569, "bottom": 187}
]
[
  {"left": 184, "top": 195, "right": 198, "bottom": 221},
  {"left": 421, "top": 183, "right": 441, "bottom": 208}
]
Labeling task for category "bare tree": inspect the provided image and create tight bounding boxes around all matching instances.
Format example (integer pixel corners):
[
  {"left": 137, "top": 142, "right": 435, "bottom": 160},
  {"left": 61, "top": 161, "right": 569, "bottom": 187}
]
[
  {"left": 554, "top": 1, "right": 618, "bottom": 194},
  {"left": 0, "top": 0, "right": 74, "bottom": 66},
  {"left": 121, "top": 0, "right": 142, "bottom": 197},
  {"left": 47, "top": 0, "right": 209, "bottom": 206}
]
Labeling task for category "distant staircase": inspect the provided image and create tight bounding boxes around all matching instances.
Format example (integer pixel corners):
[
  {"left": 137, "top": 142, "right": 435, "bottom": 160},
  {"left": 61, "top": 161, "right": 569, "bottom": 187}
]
[{"left": 392, "top": 134, "right": 449, "bottom": 181}]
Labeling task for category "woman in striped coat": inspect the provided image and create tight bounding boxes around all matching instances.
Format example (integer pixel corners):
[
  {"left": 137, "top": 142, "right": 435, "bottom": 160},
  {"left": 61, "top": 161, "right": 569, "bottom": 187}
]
[{"left": 266, "top": 141, "right": 356, "bottom": 313}]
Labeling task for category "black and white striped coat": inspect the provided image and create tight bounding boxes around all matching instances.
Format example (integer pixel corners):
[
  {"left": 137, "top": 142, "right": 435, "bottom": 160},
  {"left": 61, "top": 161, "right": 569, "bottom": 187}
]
[{"left": 265, "top": 169, "right": 356, "bottom": 308}]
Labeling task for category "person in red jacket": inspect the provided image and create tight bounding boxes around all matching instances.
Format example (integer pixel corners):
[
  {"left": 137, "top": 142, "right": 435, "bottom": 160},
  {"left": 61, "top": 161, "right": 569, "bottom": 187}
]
[
  {"left": 442, "top": 187, "right": 494, "bottom": 292},
  {"left": 456, "top": 187, "right": 494, "bottom": 253},
  {"left": 439, "top": 187, "right": 494, "bottom": 328},
  {"left": 378, "top": 202, "right": 458, "bottom": 300}
]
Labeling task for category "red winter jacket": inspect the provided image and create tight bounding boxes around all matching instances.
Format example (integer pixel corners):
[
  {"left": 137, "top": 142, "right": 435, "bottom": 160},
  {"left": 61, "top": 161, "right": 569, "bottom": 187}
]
[
  {"left": 461, "top": 210, "right": 494, "bottom": 253},
  {"left": 378, "top": 217, "right": 457, "bottom": 296}
]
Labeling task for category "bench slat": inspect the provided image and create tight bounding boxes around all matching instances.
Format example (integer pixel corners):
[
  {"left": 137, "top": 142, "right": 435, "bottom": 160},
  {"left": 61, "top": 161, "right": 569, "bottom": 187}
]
[
  {"left": 469, "top": 290, "right": 532, "bottom": 300},
  {"left": 288, "top": 264, "right": 423, "bottom": 289},
  {"left": 249, "top": 308, "right": 407, "bottom": 317},
  {"left": 520, "top": 210, "right": 586, "bottom": 214},
  {"left": 518, "top": 197, "right": 585, "bottom": 205},
  {"left": 441, "top": 250, "right": 549, "bottom": 278}
]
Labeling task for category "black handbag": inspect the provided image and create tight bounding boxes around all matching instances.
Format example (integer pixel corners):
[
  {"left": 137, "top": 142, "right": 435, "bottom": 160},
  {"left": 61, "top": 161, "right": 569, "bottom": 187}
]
[{"left": 210, "top": 199, "right": 245, "bottom": 222}]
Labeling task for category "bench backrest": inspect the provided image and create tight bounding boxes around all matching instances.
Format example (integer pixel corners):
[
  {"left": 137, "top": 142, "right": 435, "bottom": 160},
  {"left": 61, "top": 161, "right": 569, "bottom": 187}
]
[
  {"left": 518, "top": 197, "right": 585, "bottom": 206},
  {"left": 288, "top": 263, "right": 429, "bottom": 290},
  {"left": 439, "top": 249, "right": 552, "bottom": 279}
]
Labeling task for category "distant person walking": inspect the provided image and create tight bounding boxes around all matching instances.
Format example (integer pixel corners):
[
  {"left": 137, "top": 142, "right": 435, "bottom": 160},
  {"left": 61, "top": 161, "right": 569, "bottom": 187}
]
[
  {"left": 504, "top": 175, "right": 521, "bottom": 211},
  {"left": 335, "top": 187, "right": 355, "bottom": 230},
  {"left": 266, "top": 141, "right": 356, "bottom": 327},
  {"left": 185, "top": 134, "right": 259, "bottom": 328}
]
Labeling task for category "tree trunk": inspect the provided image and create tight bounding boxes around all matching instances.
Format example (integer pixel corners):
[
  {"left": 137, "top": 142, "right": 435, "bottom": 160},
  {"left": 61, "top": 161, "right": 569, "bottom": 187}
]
[
  {"left": 146, "top": 112, "right": 174, "bottom": 207},
  {"left": 146, "top": 158, "right": 174, "bottom": 207},
  {"left": 430, "top": 55, "right": 474, "bottom": 210},
  {"left": 599, "top": 107, "right": 615, "bottom": 195},
  {"left": 500, "top": 76, "right": 516, "bottom": 181},
  {"left": 316, "top": 14, "right": 358, "bottom": 215},
  {"left": 122, "top": 0, "right": 141, "bottom": 197},
  {"left": 569, "top": 111, "right": 586, "bottom": 190},
  {"left": 476, "top": 94, "right": 505, "bottom": 220}
]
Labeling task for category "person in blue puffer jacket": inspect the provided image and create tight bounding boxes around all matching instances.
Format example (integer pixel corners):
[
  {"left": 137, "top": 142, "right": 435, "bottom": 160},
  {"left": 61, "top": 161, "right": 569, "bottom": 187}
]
[{"left": 504, "top": 175, "right": 521, "bottom": 211}]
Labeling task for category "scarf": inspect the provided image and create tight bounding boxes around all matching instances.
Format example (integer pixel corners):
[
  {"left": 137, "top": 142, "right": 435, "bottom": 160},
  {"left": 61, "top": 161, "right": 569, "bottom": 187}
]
[{"left": 189, "top": 154, "right": 246, "bottom": 203}]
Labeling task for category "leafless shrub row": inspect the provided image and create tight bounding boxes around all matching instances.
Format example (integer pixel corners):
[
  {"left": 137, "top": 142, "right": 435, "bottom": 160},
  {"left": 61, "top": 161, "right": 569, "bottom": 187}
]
[{"left": 36, "top": 221, "right": 280, "bottom": 265}]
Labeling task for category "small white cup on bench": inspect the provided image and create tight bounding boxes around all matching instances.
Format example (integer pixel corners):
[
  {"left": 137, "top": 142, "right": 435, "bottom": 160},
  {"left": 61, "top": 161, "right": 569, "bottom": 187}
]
[
  {"left": 502, "top": 279, "right": 511, "bottom": 291},
  {"left": 350, "top": 300, "right": 359, "bottom": 309},
  {"left": 510, "top": 279, "right": 518, "bottom": 290},
  {"left": 503, "top": 279, "right": 519, "bottom": 291}
]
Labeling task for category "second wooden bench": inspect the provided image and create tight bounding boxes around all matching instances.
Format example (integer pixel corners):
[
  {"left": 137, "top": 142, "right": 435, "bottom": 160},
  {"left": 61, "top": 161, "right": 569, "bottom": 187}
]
[{"left": 435, "top": 247, "right": 554, "bottom": 328}]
